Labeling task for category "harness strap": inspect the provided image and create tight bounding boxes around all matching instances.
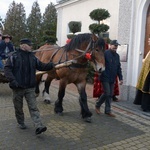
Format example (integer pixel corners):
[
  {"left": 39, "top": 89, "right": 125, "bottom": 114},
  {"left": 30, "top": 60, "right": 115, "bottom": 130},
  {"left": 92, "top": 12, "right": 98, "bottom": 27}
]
[
  {"left": 50, "top": 48, "right": 60, "bottom": 61},
  {"left": 69, "top": 63, "right": 88, "bottom": 68}
]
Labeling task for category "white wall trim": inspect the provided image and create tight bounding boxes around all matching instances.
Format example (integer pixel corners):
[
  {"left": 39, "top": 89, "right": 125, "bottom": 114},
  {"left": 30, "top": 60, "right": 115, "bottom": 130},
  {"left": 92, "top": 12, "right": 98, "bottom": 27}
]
[{"left": 127, "top": 0, "right": 149, "bottom": 87}]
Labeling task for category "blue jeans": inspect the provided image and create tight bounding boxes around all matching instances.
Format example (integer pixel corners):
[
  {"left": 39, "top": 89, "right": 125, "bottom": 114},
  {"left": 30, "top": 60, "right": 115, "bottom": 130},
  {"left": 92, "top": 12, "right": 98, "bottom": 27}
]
[{"left": 96, "top": 82, "right": 114, "bottom": 113}]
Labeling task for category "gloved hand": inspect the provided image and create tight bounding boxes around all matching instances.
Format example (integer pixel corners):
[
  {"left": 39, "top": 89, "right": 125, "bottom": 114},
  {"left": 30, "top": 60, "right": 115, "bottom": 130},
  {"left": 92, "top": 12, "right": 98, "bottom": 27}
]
[
  {"left": 50, "top": 62, "right": 56, "bottom": 69},
  {"left": 9, "top": 80, "right": 19, "bottom": 88}
]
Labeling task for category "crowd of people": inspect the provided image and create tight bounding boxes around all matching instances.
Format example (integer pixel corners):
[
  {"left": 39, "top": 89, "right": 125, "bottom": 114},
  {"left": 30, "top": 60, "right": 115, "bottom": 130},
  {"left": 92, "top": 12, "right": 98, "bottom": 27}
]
[{"left": 0, "top": 33, "right": 149, "bottom": 136}]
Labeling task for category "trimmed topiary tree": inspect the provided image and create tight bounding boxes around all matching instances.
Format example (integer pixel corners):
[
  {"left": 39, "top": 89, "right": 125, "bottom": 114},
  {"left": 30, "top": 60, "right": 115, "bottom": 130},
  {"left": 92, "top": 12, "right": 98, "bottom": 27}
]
[
  {"left": 68, "top": 21, "right": 81, "bottom": 34},
  {"left": 89, "top": 8, "right": 110, "bottom": 36},
  {"left": 87, "top": 8, "right": 110, "bottom": 83}
]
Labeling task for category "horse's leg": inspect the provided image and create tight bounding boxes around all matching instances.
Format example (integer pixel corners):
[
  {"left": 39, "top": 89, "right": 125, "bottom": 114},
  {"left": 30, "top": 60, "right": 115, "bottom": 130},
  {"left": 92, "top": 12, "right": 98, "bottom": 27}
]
[
  {"left": 43, "top": 74, "right": 53, "bottom": 104},
  {"left": 35, "top": 74, "right": 43, "bottom": 97},
  {"left": 54, "top": 80, "right": 67, "bottom": 115},
  {"left": 76, "top": 82, "right": 92, "bottom": 123}
]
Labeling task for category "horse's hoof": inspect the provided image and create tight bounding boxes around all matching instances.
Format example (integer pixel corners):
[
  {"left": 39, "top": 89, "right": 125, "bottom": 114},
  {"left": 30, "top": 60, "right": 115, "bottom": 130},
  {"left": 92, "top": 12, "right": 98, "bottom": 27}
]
[
  {"left": 83, "top": 117, "right": 92, "bottom": 123},
  {"left": 44, "top": 99, "right": 51, "bottom": 104},
  {"left": 54, "top": 110, "right": 63, "bottom": 116},
  {"left": 58, "top": 112, "right": 63, "bottom": 116},
  {"left": 35, "top": 93, "right": 39, "bottom": 97}
]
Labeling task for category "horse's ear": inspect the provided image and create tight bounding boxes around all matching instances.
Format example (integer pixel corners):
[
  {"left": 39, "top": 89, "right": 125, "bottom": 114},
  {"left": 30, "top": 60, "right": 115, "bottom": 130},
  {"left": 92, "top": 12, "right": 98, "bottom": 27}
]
[{"left": 91, "top": 34, "right": 98, "bottom": 42}]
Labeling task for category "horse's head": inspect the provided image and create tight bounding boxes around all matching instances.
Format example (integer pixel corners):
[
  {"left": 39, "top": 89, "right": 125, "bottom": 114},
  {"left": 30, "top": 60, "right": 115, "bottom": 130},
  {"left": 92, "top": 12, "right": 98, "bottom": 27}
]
[
  {"left": 85, "top": 34, "right": 105, "bottom": 73},
  {"left": 65, "top": 33, "right": 105, "bottom": 73}
]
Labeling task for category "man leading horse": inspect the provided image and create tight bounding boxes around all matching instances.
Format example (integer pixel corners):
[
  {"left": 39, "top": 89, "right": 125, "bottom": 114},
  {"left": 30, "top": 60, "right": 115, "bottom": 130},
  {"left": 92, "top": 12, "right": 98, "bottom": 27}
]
[{"left": 4, "top": 38, "right": 54, "bottom": 135}]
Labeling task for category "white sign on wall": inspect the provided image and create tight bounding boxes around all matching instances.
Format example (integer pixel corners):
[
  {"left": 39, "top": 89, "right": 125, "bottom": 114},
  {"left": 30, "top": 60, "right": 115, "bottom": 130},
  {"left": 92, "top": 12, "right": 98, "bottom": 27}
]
[{"left": 117, "top": 44, "right": 128, "bottom": 62}]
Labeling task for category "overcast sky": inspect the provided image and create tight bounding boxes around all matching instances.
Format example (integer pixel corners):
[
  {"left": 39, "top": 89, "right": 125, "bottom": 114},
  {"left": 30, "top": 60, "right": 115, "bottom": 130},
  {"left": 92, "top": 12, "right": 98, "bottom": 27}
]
[{"left": 0, "top": 0, "right": 57, "bottom": 20}]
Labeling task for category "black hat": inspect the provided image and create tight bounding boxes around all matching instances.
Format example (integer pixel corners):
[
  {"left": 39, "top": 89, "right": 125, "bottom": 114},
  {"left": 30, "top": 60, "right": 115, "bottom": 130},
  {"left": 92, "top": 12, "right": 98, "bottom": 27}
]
[
  {"left": 2, "top": 34, "right": 12, "bottom": 40},
  {"left": 110, "top": 40, "right": 120, "bottom": 46},
  {"left": 20, "top": 38, "right": 32, "bottom": 46}
]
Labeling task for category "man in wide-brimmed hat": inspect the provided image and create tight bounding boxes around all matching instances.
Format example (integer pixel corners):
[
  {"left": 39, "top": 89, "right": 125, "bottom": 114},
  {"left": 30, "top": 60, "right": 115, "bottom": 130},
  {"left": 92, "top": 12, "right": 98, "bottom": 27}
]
[
  {"left": 0, "top": 34, "right": 14, "bottom": 70},
  {"left": 2, "top": 34, "right": 12, "bottom": 40}
]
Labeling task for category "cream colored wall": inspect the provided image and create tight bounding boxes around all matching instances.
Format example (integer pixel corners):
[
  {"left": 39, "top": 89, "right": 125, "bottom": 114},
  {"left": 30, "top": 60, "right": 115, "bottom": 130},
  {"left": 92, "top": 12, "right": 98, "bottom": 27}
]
[
  {"left": 56, "top": 0, "right": 120, "bottom": 46},
  {"left": 128, "top": 0, "right": 150, "bottom": 87}
]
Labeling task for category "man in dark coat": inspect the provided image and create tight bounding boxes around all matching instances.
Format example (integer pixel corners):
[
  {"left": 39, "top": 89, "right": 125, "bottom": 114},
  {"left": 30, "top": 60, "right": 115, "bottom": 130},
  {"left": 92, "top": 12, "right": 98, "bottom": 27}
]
[
  {"left": 4, "top": 38, "right": 54, "bottom": 135},
  {"left": 95, "top": 40, "right": 123, "bottom": 117}
]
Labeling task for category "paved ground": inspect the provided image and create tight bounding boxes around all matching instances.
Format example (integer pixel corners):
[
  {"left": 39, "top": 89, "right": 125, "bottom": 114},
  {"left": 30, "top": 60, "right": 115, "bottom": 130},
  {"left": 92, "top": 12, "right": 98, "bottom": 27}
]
[{"left": 0, "top": 81, "right": 150, "bottom": 150}]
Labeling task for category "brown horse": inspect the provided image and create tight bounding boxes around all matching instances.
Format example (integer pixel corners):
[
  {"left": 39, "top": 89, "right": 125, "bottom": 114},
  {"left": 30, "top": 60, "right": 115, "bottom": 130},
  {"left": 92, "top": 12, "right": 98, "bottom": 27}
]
[{"left": 35, "top": 33, "right": 105, "bottom": 122}]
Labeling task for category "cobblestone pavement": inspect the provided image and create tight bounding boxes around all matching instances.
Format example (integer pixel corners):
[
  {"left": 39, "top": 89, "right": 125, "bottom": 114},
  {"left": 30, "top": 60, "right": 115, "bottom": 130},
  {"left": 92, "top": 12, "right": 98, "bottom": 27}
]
[{"left": 0, "top": 81, "right": 150, "bottom": 150}]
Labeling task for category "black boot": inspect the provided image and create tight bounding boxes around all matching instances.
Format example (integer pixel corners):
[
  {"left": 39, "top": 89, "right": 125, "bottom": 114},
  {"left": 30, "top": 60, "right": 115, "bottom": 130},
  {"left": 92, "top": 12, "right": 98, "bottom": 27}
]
[{"left": 112, "top": 95, "right": 119, "bottom": 102}]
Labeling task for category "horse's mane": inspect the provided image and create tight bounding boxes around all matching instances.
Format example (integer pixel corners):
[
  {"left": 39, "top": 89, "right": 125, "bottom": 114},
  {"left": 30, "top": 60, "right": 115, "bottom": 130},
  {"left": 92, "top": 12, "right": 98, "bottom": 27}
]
[
  {"left": 64, "top": 33, "right": 92, "bottom": 51},
  {"left": 96, "top": 37, "right": 105, "bottom": 50},
  {"left": 64, "top": 33, "right": 105, "bottom": 51}
]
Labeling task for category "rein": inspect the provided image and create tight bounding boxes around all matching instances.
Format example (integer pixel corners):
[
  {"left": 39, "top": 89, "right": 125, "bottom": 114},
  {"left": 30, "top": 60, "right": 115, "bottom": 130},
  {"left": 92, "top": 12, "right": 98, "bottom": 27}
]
[
  {"left": 35, "top": 38, "right": 96, "bottom": 70},
  {"left": 73, "top": 40, "right": 93, "bottom": 60},
  {"left": 32, "top": 45, "right": 60, "bottom": 53},
  {"left": 69, "top": 62, "right": 88, "bottom": 68}
]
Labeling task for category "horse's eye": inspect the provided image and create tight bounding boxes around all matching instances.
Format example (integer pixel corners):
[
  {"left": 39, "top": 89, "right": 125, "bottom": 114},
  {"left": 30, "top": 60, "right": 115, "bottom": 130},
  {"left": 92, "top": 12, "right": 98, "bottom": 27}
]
[{"left": 95, "top": 49, "right": 99, "bottom": 52}]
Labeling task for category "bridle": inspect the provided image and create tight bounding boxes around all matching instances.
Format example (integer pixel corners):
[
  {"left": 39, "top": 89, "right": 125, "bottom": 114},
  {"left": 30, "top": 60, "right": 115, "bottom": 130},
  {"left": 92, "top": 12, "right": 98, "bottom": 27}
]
[{"left": 73, "top": 37, "right": 97, "bottom": 61}]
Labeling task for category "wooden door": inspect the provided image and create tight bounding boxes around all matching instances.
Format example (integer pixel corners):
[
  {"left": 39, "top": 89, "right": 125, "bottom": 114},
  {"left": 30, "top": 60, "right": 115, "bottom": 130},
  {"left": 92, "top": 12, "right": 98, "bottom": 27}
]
[{"left": 144, "top": 5, "right": 150, "bottom": 58}]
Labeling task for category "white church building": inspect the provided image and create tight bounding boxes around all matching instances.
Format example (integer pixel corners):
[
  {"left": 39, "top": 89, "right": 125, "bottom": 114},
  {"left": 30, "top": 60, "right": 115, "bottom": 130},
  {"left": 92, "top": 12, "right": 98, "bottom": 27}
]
[{"left": 55, "top": 0, "right": 150, "bottom": 101}]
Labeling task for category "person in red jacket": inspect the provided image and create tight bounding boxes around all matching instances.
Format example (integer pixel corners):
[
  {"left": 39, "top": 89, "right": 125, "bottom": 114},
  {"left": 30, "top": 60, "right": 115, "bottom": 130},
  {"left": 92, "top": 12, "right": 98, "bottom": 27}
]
[{"left": 93, "top": 73, "right": 119, "bottom": 100}]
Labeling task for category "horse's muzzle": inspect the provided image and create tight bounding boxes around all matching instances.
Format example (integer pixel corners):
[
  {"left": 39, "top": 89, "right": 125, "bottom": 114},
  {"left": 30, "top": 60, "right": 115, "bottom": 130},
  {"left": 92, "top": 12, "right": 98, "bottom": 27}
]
[{"left": 98, "top": 67, "right": 105, "bottom": 73}]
